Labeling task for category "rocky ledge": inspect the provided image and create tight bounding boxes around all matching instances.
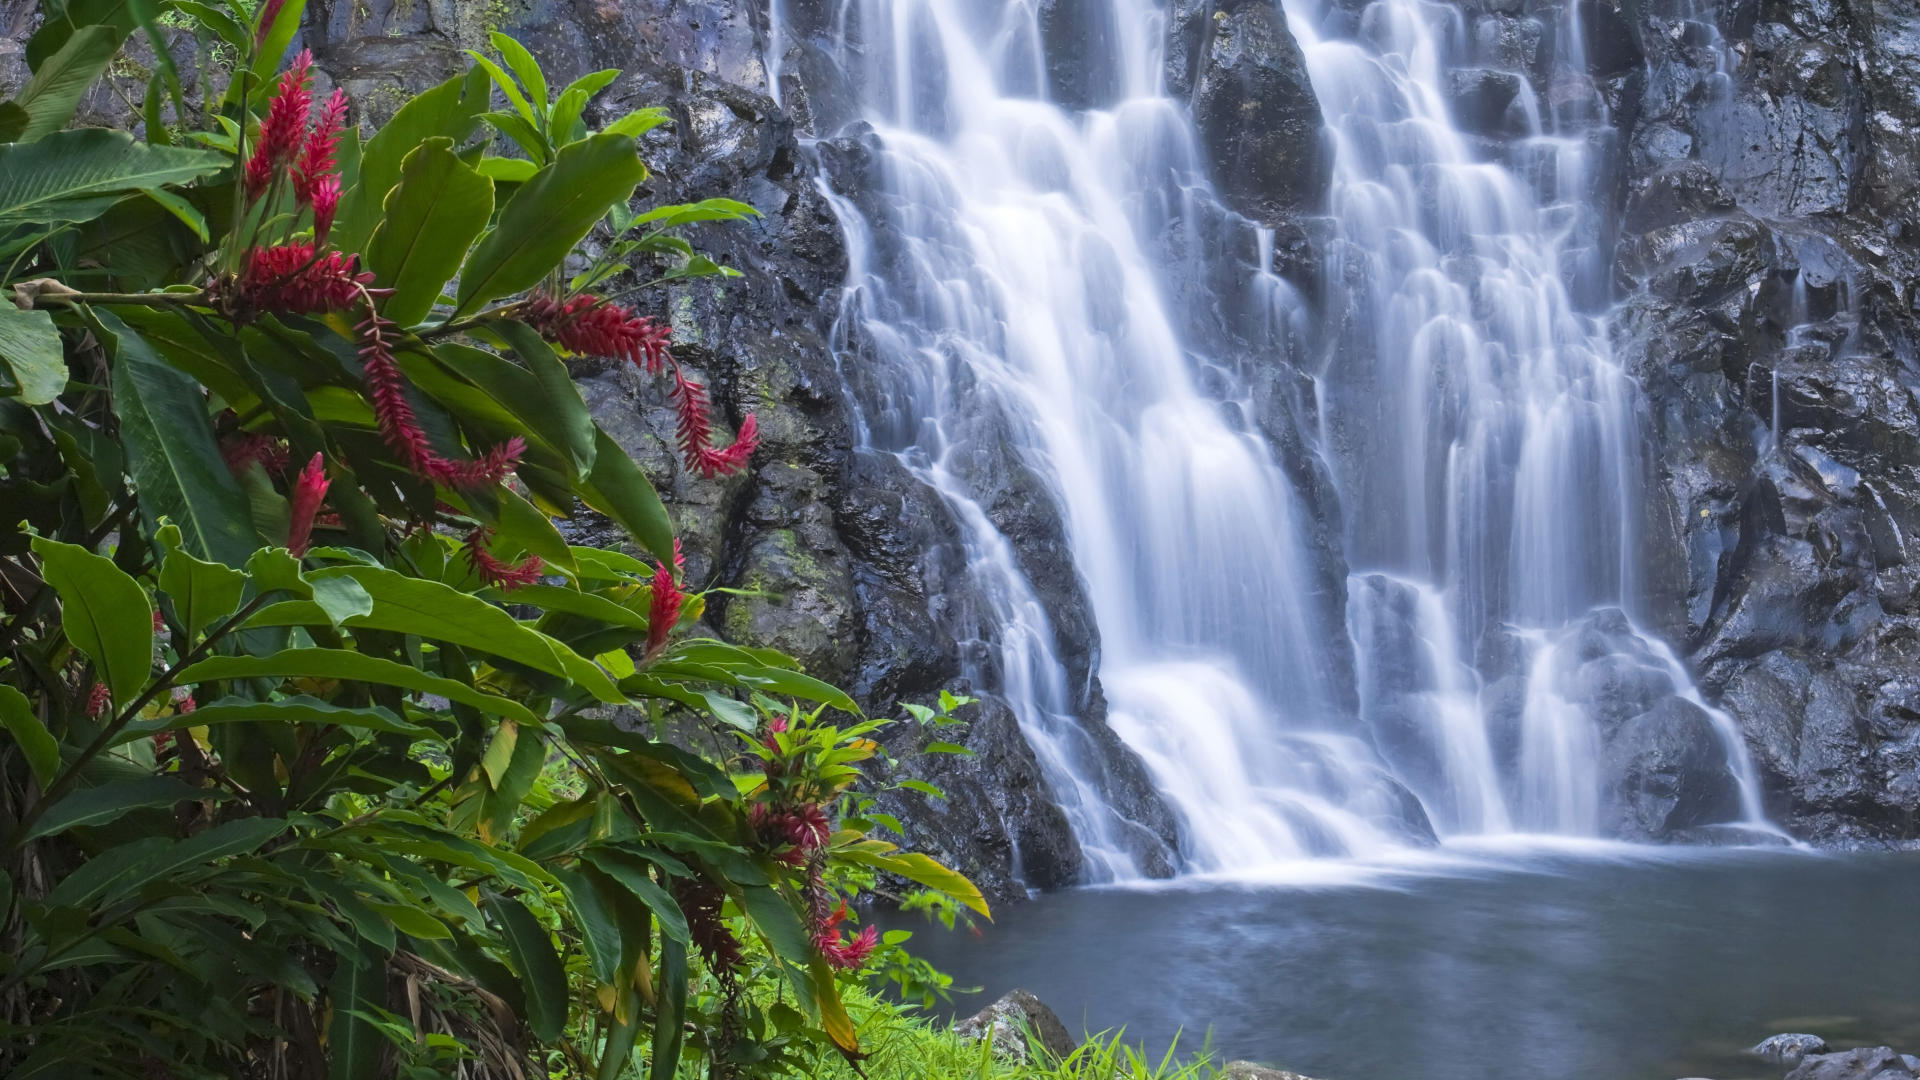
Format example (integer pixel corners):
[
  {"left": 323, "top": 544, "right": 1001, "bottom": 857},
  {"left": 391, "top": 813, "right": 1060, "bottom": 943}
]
[{"left": 1681, "top": 1032, "right": 1920, "bottom": 1079}]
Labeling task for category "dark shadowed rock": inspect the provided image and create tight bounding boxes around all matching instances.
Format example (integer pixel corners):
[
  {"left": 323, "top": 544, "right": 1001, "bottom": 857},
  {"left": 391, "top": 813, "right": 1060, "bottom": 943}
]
[
  {"left": 1191, "top": 0, "right": 1329, "bottom": 224},
  {"left": 1785, "top": 1047, "right": 1919, "bottom": 1080}
]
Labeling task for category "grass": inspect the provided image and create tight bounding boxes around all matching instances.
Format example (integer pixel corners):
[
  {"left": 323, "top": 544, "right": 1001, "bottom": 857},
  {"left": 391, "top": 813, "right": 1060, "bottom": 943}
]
[{"left": 791, "top": 991, "right": 1232, "bottom": 1080}]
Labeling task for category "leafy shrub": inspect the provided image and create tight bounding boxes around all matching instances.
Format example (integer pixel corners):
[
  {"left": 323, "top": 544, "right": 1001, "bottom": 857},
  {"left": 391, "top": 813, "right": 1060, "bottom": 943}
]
[{"left": 0, "top": 3, "right": 984, "bottom": 1077}]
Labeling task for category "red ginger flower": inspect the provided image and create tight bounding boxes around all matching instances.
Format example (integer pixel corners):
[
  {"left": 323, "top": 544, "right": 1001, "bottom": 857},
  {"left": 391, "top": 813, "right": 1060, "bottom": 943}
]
[
  {"left": 670, "top": 368, "right": 759, "bottom": 479},
  {"left": 237, "top": 244, "right": 371, "bottom": 313},
  {"left": 673, "top": 878, "right": 744, "bottom": 982},
  {"left": 176, "top": 693, "right": 196, "bottom": 715},
  {"left": 813, "top": 905, "right": 879, "bottom": 971},
  {"left": 355, "top": 310, "right": 523, "bottom": 488},
  {"left": 297, "top": 89, "right": 347, "bottom": 204},
  {"left": 86, "top": 682, "right": 111, "bottom": 718},
  {"left": 309, "top": 174, "right": 342, "bottom": 245},
  {"left": 245, "top": 50, "right": 314, "bottom": 199},
  {"left": 526, "top": 293, "right": 674, "bottom": 374},
  {"left": 222, "top": 431, "right": 291, "bottom": 476},
  {"left": 645, "top": 558, "right": 685, "bottom": 658},
  {"left": 287, "top": 453, "right": 329, "bottom": 556},
  {"left": 463, "top": 527, "right": 544, "bottom": 591}
]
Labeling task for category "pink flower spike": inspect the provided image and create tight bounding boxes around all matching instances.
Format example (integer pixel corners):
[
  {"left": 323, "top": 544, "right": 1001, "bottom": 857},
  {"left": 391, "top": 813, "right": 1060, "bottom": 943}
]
[
  {"left": 309, "top": 174, "right": 341, "bottom": 244},
  {"left": 297, "top": 89, "right": 349, "bottom": 206},
  {"left": 86, "top": 682, "right": 111, "bottom": 718},
  {"left": 645, "top": 559, "right": 685, "bottom": 659},
  {"left": 463, "top": 527, "right": 544, "bottom": 591},
  {"left": 288, "top": 453, "right": 329, "bottom": 556},
  {"left": 814, "top": 905, "right": 879, "bottom": 971},
  {"left": 245, "top": 50, "right": 314, "bottom": 200}
]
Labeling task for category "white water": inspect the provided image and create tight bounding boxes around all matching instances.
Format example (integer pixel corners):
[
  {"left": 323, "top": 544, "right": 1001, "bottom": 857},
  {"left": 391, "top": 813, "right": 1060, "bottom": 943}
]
[{"left": 777, "top": 0, "right": 1775, "bottom": 879}]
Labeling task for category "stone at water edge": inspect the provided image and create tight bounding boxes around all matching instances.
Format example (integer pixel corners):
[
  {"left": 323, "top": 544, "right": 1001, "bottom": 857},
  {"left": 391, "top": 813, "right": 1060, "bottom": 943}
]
[
  {"left": 1753, "top": 1034, "right": 1833, "bottom": 1069},
  {"left": 1224, "top": 1061, "right": 1325, "bottom": 1080},
  {"left": 1785, "top": 1047, "right": 1919, "bottom": 1080},
  {"left": 952, "top": 989, "right": 1077, "bottom": 1065}
]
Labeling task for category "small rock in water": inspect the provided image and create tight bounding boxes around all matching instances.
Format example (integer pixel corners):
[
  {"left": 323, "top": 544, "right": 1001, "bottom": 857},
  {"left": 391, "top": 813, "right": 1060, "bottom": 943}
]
[
  {"left": 952, "top": 989, "right": 1076, "bottom": 1065},
  {"left": 1754, "top": 1034, "right": 1833, "bottom": 1068},
  {"left": 1785, "top": 1047, "right": 1919, "bottom": 1080},
  {"left": 1224, "top": 1063, "right": 1324, "bottom": 1080}
]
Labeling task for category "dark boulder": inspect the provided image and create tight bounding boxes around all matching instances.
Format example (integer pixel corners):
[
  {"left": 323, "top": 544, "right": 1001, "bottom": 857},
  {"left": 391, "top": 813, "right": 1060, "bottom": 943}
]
[
  {"left": 1602, "top": 697, "right": 1744, "bottom": 838},
  {"left": 1786, "top": 1047, "right": 1919, "bottom": 1080},
  {"left": 1191, "top": 0, "right": 1330, "bottom": 224},
  {"left": 953, "top": 989, "right": 1077, "bottom": 1065}
]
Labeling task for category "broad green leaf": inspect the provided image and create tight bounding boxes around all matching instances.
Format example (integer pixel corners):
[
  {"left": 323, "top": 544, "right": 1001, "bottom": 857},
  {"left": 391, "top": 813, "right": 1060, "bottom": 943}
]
[
  {"left": 810, "top": 954, "right": 861, "bottom": 1054},
  {"left": 327, "top": 942, "right": 387, "bottom": 1080},
  {"left": 173, "top": 649, "right": 541, "bottom": 726},
  {"left": 30, "top": 536, "right": 152, "bottom": 709},
  {"left": 311, "top": 575, "right": 376, "bottom": 624},
  {"left": 48, "top": 816, "right": 286, "bottom": 908},
  {"left": 651, "top": 937, "right": 690, "bottom": 1080},
  {"left": 560, "top": 68, "right": 621, "bottom": 103},
  {"left": 486, "top": 895, "right": 567, "bottom": 1043},
  {"left": 99, "top": 311, "right": 257, "bottom": 567},
  {"left": 156, "top": 523, "right": 247, "bottom": 641},
  {"left": 366, "top": 900, "right": 450, "bottom": 941},
  {"left": 367, "top": 137, "right": 495, "bottom": 326},
  {"left": 494, "top": 321, "right": 598, "bottom": 476},
  {"left": 489, "top": 487, "right": 579, "bottom": 576},
  {"left": 830, "top": 849, "right": 990, "bottom": 918},
  {"left": 475, "top": 156, "right": 538, "bottom": 182},
  {"left": 301, "top": 564, "right": 566, "bottom": 678},
  {"left": 170, "top": 1, "right": 248, "bottom": 49},
  {"left": 332, "top": 66, "right": 491, "bottom": 255},
  {"left": 490, "top": 33, "right": 549, "bottom": 113},
  {"left": 552, "top": 865, "right": 622, "bottom": 984},
  {"left": 737, "top": 884, "right": 812, "bottom": 965},
  {"left": 0, "top": 686, "right": 59, "bottom": 788},
  {"left": 579, "top": 427, "right": 676, "bottom": 566},
  {"left": 481, "top": 725, "right": 545, "bottom": 839},
  {"left": 466, "top": 50, "right": 536, "bottom": 125},
  {"left": 580, "top": 847, "right": 688, "bottom": 943},
  {"left": 455, "top": 134, "right": 649, "bottom": 315},
  {"left": 632, "top": 198, "right": 760, "bottom": 231},
  {"left": 602, "top": 107, "right": 670, "bottom": 139},
  {"left": 13, "top": 25, "right": 119, "bottom": 141},
  {"left": 0, "top": 306, "right": 68, "bottom": 405},
  {"left": 480, "top": 720, "right": 519, "bottom": 788},
  {"left": 482, "top": 110, "right": 548, "bottom": 164},
  {"left": 139, "top": 186, "right": 209, "bottom": 241},
  {"left": 248, "top": 0, "right": 308, "bottom": 83},
  {"left": 549, "top": 87, "right": 591, "bottom": 142},
  {"left": 117, "top": 696, "right": 427, "bottom": 746},
  {"left": 24, "top": 776, "right": 201, "bottom": 841},
  {"left": 0, "top": 129, "right": 226, "bottom": 226}
]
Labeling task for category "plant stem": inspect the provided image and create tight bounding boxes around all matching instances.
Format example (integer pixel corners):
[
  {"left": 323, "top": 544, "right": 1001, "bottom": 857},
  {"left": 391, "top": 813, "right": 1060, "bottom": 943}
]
[
  {"left": 418, "top": 301, "right": 528, "bottom": 341},
  {"left": 32, "top": 288, "right": 209, "bottom": 310}
]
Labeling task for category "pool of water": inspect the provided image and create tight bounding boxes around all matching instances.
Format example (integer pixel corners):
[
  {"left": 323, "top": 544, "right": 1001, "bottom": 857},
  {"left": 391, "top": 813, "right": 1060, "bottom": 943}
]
[{"left": 896, "top": 841, "right": 1920, "bottom": 1080}]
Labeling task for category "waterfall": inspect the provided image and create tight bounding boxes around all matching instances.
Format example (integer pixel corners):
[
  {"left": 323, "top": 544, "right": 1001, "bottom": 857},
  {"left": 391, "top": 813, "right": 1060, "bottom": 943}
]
[{"left": 775, "top": 0, "right": 1775, "bottom": 881}]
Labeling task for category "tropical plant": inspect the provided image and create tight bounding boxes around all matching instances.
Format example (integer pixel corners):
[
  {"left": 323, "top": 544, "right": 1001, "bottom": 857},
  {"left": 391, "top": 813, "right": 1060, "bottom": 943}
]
[{"left": 0, "top": 3, "right": 985, "bottom": 1077}]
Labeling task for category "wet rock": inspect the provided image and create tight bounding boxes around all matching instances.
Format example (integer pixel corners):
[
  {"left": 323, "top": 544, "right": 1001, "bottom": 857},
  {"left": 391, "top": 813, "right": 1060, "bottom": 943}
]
[
  {"left": 953, "top": 989, "right": 1077, "bottom": 1065},
  {"left": 1039, "top": 0, "right": 1121, "bottom": 110},
  {"left": 1753, "top": 1033, "right": 1832, "bottom": 1069},
  {"left": 1191, "top": 0, "right": 1330, "bottom": 224},
  {"left": 1603, "top": 697, "right": 1744, "bottom": 839},
  {"left": 1785, "top": 1047, "right": 1919, "bottom": 1080},
  {"left": 1447, "top": 67, "right": 1532, "bottom": 137}
]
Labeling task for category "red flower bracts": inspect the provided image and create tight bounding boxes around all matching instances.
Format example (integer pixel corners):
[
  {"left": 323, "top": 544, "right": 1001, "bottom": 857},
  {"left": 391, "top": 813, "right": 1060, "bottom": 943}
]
[
  {"left": 245, "top": 51, "right": 312, "bottom": 199},
  {"left": 645, "top": 558, "right": 685, "bottom": 658},
  {"left": 813, "top": 905, "right": 879, "bottom": 971},
  {"left": 237, "top": 245, "right": 371, "bottom": 314},
  {"left": 356, "top": 311, "right": 524, "bottom": 488},
  {"left": 287, "top": 453, "right": 330, "bottom": 556},
  {"left": 526, "top": 293, "right": 760, "bottom": 478},
  {"left": 463, "top": 528, "right": 544, "bottom": 591}
]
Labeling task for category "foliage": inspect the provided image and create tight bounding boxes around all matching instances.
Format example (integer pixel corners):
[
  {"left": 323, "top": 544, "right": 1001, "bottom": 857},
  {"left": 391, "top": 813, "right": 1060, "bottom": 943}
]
[{"left": 0, "top": 4, "right": 984, "bottom": 1077}]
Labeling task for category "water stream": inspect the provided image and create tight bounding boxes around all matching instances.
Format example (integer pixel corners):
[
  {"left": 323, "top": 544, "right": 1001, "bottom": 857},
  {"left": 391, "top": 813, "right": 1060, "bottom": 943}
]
[{"left": 777, "top": 0, "right": 1776, "bottom": 880}]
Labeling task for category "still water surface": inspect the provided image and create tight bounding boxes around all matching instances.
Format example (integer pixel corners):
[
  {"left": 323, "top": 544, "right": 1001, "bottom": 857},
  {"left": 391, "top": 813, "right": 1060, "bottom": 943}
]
[{"left": 900, "top": 842, "right": 1920, "bottom": 1080}]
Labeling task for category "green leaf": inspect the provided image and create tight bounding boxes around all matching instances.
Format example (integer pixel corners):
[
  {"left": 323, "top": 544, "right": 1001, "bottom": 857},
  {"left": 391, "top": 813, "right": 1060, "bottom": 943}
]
[
  {"left": 170, "top": 1, "right": 248, "bottom": 49},
  {"left": 494, "top": 320, "right": 598, "bottom": 476},
  {"left": 172, "top": 649, "right": 542, "bottom": 726},
  {"left": 489, "top": 32, "right": 549, "bottom": 120},
  {"left": 602, "top": 107, "right": 670, "bottom": 139},
  {"left": 367, "top": 900, "right": 450, "bottom": 941},
  {"left": 30, "top": 536, "right": 152, "bottom": 710},
  {"left": 548, "top": 88, "right": 590, "bottom": 143},
  {"left": 0, "top": 307, "right": 68, "bottom": 405},
  {"left": 13, "top": 25, "right": 120, "bottom": 141},
  {"left": 249, "top": 0, "right": 308, "bottom": 83},
  {"left": 481, "top": 110, "right": 549, "bottom": 165},
  {"left": 474, "top": 156, "right": 538, "bottom": 183},
  {"left": 632, "top": 198, "right": 760, "bottom": 231},
  {"left": 139, "top": 186, "right": 209, "bottom": 241},
  {"left": 0, "top": 129, "right": 227, "bottom": 227},
  {"left": 466, "top": 50, "right": 536, "bottom": 125},
  {"left": 48, "top": 816, "right": 286, "bottom": 908},
  {"left": 0, "top": 686, "right": 60, "bottom": 788},
  {"left": 552, "top": 865, "right": 622, "bottom": 984},
  {"left": 300, "top": 564, "right": 569, "bottom": 678},
  {"left": 650, "top": 936, "right": 689, "bottom": 1080},
  {"left": 559, "top": 68, "right": 621, "bottom": 106},
  {"left": 156, "top": 523, "right": 247, "bottom": 642},
  {"left": 831, "top": 849, "right": 990, "bottom": 918},
  {"left": 486, "top": 895, "right": 567, "bottom": 1043},
  {"left": 98, "top": 311, "right": 257, "bottom": 567},
  {"left": 327, "top": 942, "right": 387, "bottom": 1080},
  {"left": 737, "top": 884, "right": 812, "bottom": 965},
  {"left": 579, "top": 427, "right": 676, "bottom": 566},
  {"left": 479, "top": 719, "right": 519, "bottom": 788},
  {"left": 580, "top": 847, "right": 689, "bottom": 944},
  {"left": 332, "top": 66, "right": 491, "bottom": 256},
  {"left": 117, "top": 696, "right": 427, "bottom": 746},
  {"left": 367, "top": 137, "right": 495, "bottom": 327},
  {"left": 455, "top": 134, "right": 649, "bottom": 315},
  {"left": 489, "top": 488, "right": 579, "bottom": 577},
  {"left": 24, "top": 776, "right": 201, "bottom": 842}
]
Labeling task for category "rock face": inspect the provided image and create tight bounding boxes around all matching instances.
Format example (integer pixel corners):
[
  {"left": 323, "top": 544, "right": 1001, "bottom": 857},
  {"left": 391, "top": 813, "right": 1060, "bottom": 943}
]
[
  {"left": 953, "top": 989, "right": 1078, "bottom": 1065},
  {"left": 1785, "top": 1047, "right": 1920, "bottom": 1080},
  {"left": 1187, "top": 0, "right": 1330, "bottom": 224},
  {"left": 1756, "top": 1034, "right": 1835, "bottom": 1070},
  {"left": 1600, "top": 0, "right": 1920, "bottom": 845}
]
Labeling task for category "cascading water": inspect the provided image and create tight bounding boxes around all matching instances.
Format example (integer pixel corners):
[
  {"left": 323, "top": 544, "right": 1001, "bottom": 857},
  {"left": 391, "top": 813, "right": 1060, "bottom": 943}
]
[{"left": 776, "top": 0, "right": 1775, "bottom": 881}]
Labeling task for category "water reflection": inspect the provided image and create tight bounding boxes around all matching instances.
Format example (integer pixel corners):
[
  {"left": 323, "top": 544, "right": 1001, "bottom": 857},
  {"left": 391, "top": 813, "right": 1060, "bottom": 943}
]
[{"left": 898, "top": 847, "right": 1920, "bottom": 1080}]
